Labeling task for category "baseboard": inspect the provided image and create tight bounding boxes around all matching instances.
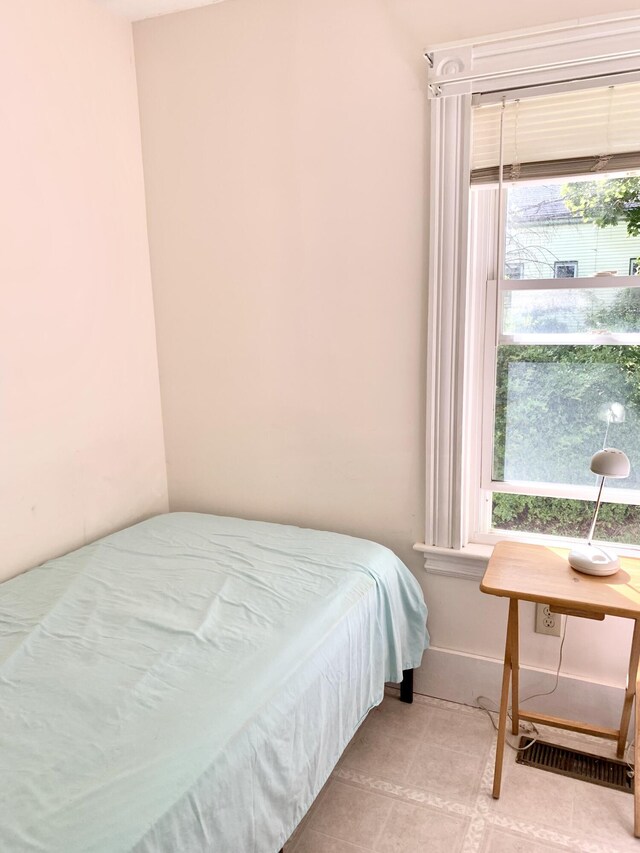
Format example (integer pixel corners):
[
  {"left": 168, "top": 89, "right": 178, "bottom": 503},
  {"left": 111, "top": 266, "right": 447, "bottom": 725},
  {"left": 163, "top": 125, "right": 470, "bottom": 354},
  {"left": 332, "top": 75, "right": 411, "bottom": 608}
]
[{"left": 414, "top": 646, "right": 628, "bottom": 731}]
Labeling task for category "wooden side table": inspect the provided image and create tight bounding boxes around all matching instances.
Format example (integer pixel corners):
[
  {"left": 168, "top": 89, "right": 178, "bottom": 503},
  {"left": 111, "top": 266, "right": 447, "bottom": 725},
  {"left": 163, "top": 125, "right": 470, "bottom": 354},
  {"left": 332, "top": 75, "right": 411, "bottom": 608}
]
[{"left": 481, "top": 540, "right": 640, "bottom": 837}]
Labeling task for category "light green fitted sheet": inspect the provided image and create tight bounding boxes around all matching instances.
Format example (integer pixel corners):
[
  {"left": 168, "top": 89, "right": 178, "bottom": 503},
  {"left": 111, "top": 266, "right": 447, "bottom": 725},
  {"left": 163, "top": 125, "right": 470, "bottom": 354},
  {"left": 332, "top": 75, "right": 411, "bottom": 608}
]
[{"left": 0, "top": 512, "right": 428, "bottom": 852}]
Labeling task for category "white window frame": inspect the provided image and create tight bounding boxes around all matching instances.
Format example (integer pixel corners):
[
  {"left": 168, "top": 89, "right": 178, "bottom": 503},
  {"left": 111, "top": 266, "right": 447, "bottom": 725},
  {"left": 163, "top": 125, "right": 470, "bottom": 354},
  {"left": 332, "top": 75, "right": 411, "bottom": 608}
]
[{"left": 417, "top": 12, "right": 640, "bottom": 576}]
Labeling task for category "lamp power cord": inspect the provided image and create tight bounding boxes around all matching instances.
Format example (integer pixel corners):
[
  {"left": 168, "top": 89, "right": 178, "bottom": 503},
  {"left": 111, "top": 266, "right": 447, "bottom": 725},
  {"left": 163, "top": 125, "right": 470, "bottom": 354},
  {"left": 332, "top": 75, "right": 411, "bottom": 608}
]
[{"left": 476, "top": 615, "right": 568, "bottom": 752}]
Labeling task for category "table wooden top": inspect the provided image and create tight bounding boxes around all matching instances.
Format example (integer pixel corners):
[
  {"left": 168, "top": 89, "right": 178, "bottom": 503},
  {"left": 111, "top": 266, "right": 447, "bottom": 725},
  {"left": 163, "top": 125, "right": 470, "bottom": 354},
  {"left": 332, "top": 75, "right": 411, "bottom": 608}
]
[{"left": 481, "top": 540, "right": 640, "bottom": 619}]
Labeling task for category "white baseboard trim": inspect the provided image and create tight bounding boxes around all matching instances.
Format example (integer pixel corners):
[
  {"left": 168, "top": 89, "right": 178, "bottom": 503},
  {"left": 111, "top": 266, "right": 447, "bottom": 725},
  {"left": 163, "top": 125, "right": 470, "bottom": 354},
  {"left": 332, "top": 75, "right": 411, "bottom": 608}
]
[{"left": 414, "top": 646, "right": 629, "bottom": 732}]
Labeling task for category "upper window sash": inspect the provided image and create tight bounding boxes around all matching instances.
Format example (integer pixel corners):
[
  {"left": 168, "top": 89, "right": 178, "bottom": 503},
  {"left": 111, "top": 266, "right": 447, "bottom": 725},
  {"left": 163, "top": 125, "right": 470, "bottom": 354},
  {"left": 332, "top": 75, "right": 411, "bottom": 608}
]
[
  {"left": 499, "top": 276, "right": 640, "bottom": 291},
  {"left": 501, "top": 332, "right": 640, "bottom": 345}
]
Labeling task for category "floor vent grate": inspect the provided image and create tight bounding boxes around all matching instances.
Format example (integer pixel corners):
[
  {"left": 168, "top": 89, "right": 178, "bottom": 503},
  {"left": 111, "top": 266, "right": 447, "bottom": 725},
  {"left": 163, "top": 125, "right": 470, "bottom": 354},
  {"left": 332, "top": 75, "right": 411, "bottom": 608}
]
[{"left": 516, "top": 738, "right": 634, "bottom": 794}]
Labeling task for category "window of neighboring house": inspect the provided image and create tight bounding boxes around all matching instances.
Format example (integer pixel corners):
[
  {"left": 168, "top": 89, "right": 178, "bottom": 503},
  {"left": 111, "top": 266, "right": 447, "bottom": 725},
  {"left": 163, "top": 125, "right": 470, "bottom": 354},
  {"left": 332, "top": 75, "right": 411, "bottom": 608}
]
[
  {"left": 505, "top": 262, "right": 524, "bottom": 279},
  {"left": 631, "top": 258, "right": 640, "bottom": 275},
  {"left": 476, "top": 176, "right": 640, "bottom": 546},
  {"left": 553, "top": 261, "right": 578, "bottom": 278}
]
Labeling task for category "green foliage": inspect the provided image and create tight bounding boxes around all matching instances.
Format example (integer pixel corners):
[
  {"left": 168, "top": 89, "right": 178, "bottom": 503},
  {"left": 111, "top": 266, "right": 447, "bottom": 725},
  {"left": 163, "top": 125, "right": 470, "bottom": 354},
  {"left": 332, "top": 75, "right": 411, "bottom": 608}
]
[
  {"left": 493, "top": 343, "right": 640, "bottom": 487},
  {"left": 561, "top": 177, "right": 640, "bottom": 239},
  {"left": 492, "top": 493, "right": 640, "bottom": 544},
  {"left": 495, "top": 178, "right": 640, "bottom": 540},
  {"left": 493, "top": 332, "right": 640, "bottom": 542}
]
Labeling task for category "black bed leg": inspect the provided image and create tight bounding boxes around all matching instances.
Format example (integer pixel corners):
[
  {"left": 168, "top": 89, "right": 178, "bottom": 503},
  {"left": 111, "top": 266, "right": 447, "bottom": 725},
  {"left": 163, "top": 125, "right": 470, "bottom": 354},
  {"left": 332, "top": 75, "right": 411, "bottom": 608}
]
[{"left": 400, "top": 668, "right": 413, "bottom": 704}]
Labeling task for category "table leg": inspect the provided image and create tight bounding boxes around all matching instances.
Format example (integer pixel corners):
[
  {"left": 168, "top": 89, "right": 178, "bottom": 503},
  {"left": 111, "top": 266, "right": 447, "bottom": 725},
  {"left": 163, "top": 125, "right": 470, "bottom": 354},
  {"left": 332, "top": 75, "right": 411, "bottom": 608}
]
[
  {"left": 511, "top": 600, "right": 520, "bottom": 736},
  {"left": 635, "top": 669, "right": 640, "bottom": 838},
  {"left": 617, "top": 619, "right": 640, "bottom": 759},
  {"left": 493, "top": 598, "right": 517, "bottom": 799}
]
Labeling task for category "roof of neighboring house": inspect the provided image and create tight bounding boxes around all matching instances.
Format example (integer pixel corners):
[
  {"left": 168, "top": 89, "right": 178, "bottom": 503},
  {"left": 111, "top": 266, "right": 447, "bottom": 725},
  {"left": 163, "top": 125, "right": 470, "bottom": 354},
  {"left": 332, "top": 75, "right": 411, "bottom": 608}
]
[{"left": 509, "top": 183, "right": 574, "bottom": 223}]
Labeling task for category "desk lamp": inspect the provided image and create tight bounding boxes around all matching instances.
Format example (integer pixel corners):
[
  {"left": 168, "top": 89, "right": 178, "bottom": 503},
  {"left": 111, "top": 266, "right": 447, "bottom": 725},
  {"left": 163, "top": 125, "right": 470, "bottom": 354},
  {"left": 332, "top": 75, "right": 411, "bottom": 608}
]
[{"left": 568, "top": 448, "right": 630, "bottom": 576}]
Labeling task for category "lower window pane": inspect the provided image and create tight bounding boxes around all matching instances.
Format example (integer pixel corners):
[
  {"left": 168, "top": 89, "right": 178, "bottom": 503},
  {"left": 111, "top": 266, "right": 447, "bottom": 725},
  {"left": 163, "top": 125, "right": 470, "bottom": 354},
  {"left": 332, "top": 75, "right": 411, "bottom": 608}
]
[
  {"left": 492, "top": 493, "right": 640, "bottom": 545},
  {"left": 493, "top": 345, "right": 640, "bottom": 490}
]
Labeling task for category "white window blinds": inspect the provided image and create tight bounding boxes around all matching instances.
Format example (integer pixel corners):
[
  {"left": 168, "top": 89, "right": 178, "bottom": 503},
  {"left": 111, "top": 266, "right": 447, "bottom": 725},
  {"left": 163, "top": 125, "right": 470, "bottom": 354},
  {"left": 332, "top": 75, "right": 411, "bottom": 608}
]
[{"left": 471, "top": 81, "right": 640, "bottom": 184}]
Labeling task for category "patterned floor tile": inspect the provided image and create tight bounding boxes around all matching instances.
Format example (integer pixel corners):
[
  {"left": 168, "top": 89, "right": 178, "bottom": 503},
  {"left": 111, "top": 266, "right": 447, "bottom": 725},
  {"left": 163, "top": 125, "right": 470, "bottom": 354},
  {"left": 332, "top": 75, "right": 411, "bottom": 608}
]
[
  {"left": 287, "top": 691, "right": 638, "bottom": 853},
  {"left": 307, "top": 780, "right": 393, "bottom": 848},
  {"left": 374, "top": 800, "right": 468, "bottom": 853}
]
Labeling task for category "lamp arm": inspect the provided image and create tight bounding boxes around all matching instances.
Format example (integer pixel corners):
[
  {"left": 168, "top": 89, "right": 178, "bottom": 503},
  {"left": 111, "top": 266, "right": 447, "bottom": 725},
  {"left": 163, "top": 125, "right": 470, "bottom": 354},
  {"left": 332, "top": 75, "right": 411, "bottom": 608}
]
[{"left": 587, "top": 476, "right": 606, "bottom": 545}]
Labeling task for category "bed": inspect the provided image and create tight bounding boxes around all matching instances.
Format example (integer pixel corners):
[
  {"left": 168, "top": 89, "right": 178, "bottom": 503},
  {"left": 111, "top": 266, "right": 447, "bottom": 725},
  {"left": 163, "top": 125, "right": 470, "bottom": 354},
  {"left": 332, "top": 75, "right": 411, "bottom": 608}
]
[{"left": 0, "top": 512, "right": 428, "bottom": 853}]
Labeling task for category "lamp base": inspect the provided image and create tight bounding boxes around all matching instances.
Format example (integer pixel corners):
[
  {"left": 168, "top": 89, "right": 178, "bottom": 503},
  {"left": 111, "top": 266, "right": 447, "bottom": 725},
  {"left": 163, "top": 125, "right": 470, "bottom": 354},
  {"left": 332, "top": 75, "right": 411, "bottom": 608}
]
[{"left": 567, "top": 544, "right": 620, "bottom": 576}]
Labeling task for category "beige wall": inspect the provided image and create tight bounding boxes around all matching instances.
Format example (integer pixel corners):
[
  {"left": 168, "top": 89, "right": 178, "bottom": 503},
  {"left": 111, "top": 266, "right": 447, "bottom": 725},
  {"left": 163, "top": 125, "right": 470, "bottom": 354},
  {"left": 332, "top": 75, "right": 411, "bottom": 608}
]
[
  {"left": 0, "top": 0, "right": 168, "bottom": 581},
  {"left": 133, "top": 0, "right": 640, "bottom": 696},
  {"left": 135, "top": 0, "right": 433, "bottom": 564}
]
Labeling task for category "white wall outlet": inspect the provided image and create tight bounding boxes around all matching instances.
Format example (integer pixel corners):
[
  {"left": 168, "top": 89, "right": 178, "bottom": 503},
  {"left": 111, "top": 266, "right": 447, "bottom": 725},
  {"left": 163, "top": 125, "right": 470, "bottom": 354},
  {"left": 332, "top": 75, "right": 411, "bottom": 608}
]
[{"left": 535, "top": 603, "right": 562, "bottom": 637}]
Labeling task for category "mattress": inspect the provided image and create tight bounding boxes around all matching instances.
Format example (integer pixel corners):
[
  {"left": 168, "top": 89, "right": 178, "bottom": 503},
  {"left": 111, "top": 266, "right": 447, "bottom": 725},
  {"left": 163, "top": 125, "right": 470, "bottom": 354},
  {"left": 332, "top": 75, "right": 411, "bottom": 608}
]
[{"left": 0, "top": 512, "right": 428, "bottom": 853}]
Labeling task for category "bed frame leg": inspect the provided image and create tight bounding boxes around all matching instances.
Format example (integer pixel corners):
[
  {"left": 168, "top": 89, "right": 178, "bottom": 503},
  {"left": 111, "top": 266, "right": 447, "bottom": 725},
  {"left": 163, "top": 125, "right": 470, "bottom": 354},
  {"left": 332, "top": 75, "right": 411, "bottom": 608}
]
[{"left": 400, "top": 668, "right": 413, "bottom": 704}]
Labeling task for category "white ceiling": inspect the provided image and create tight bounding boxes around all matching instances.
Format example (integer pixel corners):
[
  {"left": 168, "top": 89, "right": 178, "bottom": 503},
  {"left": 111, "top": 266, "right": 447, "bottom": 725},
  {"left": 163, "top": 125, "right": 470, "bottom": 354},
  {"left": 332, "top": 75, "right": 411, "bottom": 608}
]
[{"left": 94, "top": 0, "right": 226, "bottom": 22}]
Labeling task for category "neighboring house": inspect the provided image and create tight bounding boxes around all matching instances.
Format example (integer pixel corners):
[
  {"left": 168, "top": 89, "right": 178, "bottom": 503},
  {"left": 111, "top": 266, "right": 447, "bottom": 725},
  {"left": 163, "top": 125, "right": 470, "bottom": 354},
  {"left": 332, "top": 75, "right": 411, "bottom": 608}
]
[{"left": 505, "top": 183, "right": 640, "bottom": 279}]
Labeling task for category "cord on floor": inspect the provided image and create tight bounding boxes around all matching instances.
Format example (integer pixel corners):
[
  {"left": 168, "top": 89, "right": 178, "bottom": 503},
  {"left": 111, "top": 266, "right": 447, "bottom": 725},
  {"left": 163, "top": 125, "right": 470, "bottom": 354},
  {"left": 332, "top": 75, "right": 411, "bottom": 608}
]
[
  {"left": 476, "top": 615, "right": 569, "bottom": 753},
  {"left": 477, "top": 617, "right": 636, "bottom": 775},
  {"left": 476, "top": 695, "right": 539, "bottom": 751}
]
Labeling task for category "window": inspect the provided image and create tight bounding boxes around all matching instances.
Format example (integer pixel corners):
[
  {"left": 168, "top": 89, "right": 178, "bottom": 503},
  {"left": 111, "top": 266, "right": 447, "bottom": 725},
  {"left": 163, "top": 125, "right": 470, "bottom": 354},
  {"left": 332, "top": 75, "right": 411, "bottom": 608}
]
[
  {"left": 632, "top": 258, "right": 640, "bottom": 275},
  {"left": 505, "top": 262, "right": 524, "bottom": 280},
  {"left": 553, "top": 261, "right": 578, "bottom": 278},
  {"left": 465, "top": 77, "right": 640, "bottom": 552},
  {"left": 422, "top": 17, "right": 640, "bottom": 559},
  {"left": 478, "top": 175, "right": 640, "bottom": 547}
]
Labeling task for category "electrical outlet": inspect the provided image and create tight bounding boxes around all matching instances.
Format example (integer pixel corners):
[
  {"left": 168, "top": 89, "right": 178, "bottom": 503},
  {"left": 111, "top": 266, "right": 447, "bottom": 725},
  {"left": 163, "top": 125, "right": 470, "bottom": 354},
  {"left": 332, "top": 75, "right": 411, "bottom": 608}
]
[{"left": 535, "top": 603, "right": 562, "bottom": 637}]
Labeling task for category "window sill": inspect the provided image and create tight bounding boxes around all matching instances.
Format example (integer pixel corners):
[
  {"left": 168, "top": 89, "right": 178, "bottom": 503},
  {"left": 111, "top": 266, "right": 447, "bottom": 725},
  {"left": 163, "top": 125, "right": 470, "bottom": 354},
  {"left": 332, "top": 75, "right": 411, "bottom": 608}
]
[
  {"left": 415, "top": 533, "right": 640, "bottom": 581},
  {"left": 413, "top": 542, "right": 493, "bottom": 580}
]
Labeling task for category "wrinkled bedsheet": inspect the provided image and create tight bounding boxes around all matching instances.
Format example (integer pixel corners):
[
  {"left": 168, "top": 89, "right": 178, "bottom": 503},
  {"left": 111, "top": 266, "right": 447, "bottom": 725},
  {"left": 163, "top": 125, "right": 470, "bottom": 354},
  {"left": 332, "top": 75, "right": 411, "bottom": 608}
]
[{"left": 0, "top": 512, "right": 428, "bottom": 852}]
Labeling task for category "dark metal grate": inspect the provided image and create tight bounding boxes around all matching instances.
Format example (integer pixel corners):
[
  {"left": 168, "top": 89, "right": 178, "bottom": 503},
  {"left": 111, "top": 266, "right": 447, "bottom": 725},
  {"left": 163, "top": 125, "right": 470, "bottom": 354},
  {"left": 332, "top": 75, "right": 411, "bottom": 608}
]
[{"left": 516, "top": 738, "right": 634, "bottom": 794}]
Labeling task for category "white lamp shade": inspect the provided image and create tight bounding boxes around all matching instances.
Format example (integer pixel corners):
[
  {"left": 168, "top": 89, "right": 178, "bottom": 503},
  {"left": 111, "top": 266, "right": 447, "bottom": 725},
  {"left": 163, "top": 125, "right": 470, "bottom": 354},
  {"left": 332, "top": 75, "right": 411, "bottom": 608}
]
[{"left": 590, "top": 448, "right": 630, "bottom": 479}]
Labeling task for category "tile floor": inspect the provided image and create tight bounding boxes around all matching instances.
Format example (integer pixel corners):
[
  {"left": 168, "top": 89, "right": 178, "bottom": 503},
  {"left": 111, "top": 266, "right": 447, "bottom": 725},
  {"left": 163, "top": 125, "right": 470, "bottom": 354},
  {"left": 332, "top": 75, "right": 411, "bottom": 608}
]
[{"left": 284, "top": 689, "right": 638, "bottom": 852}]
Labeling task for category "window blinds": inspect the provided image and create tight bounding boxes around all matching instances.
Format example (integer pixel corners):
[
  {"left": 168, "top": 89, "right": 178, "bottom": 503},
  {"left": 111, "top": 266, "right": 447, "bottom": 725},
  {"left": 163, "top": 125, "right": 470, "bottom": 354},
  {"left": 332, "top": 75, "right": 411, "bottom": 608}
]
[{"left": 471, "top": 82, "right": 640, "bottom": 184}]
